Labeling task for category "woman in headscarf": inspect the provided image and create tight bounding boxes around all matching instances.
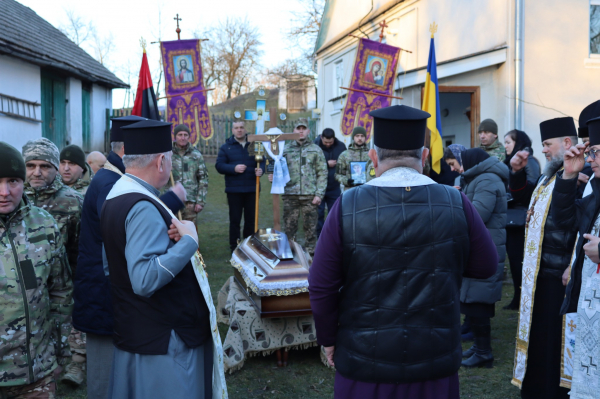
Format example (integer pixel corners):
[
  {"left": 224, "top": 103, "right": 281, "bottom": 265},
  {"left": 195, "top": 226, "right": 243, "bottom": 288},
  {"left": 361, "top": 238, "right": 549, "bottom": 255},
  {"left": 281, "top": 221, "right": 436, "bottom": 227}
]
[
  {"left": 444, "top": 147, "right": 508, "bottom": 368},
  {"left": 503, "top": 130, "right": 541, "bottom": 310}
]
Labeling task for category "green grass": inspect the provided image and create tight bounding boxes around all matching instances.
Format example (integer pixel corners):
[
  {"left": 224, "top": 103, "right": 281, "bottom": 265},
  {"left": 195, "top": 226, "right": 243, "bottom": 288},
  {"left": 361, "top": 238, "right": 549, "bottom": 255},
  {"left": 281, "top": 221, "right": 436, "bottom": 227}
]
[{"left": 57, "top": 158, "right": 522, "bottom": 398}]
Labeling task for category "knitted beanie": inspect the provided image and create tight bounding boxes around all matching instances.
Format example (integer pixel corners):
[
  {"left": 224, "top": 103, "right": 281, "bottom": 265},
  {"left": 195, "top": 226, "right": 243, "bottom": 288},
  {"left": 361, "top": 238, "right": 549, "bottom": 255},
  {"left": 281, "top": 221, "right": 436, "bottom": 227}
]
[
  {"left": 352, "top": 126, "right": 367, "bottom": 139},
  {"left": 477, "top": 119, "right": 498, "bottom": 135},
  {"left": 0, "top": 142, "right": 26, "bottom": 180},
  {"left": 174, "top": 124, "right": 191, "bottom": 135},
  {"left": 22, "top": 138, "right": 60, "bottom": 170},
  {"left": 60, "top": 144, "right": 86, "bottom": 170}
]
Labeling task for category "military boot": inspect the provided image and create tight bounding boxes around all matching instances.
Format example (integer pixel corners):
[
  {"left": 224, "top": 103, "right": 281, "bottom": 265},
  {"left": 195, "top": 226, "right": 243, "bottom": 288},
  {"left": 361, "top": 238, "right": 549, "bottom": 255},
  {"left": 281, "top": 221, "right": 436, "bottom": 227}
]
[{"left": 61, "top": 361, "right": 85, "bottom": 386}]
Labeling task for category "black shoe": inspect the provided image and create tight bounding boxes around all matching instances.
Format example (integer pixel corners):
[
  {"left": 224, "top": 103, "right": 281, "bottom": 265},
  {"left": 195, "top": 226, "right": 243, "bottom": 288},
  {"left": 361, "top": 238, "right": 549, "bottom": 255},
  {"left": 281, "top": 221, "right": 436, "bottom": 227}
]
[
  {"left": 461, "top": 351, "right": 494, "bottom": 368},
  {"left": 462, "top": 345, "right": 476, "bottom": 358},
  {"left": 503, "top": 298, "right": 519, "bottom": 310}
]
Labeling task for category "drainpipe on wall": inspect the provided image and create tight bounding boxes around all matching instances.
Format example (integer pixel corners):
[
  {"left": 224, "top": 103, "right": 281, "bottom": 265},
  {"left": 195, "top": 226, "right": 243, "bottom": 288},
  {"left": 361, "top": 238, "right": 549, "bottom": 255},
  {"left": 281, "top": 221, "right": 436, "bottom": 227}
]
[{"left": 515, "top": 0, "right": 524, "bottom": 130}]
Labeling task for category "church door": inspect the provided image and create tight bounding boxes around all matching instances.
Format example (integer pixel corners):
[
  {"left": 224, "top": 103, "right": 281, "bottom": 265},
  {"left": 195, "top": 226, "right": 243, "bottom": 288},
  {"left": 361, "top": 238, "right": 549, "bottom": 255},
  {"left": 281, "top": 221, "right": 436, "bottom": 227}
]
[{"left": 41, "top": 71, "right": 67, "bottom": 149}]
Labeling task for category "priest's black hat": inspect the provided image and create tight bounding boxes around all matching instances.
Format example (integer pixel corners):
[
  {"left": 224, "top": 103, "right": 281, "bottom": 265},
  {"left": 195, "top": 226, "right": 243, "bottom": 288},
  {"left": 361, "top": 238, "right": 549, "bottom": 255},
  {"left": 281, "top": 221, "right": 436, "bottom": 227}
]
[
  {"left": 539, "top": 117, "right": 577, "bottom": 142},
  {"left": 121, "top": 120, "right": 173, "bottom": 155},
  {"left": 586, "top": 116, "right": 600, "bottom": 146},
  {"left": 110, "top": 115, "right": 147, "bottom": 142},
  {"left": 578, "top": 100, "right": 600, "bottom": 139},
  {"left": 369, "top": 105, "right": 431, "bottom": 150}
]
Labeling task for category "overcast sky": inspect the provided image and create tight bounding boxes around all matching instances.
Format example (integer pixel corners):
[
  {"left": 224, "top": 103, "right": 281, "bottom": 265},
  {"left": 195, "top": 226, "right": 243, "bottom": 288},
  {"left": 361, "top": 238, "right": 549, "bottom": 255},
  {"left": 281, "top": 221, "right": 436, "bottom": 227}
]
[{"left": 17, "top": 0, "right": 304, "bottom": 108}]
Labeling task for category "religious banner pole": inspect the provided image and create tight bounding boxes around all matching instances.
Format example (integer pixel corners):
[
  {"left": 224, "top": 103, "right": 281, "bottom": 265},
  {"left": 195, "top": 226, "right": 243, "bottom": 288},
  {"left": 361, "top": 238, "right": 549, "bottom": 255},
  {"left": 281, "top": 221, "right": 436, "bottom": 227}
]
[{"left": 253, "top": 144, "right": 264, "bottom": 232}]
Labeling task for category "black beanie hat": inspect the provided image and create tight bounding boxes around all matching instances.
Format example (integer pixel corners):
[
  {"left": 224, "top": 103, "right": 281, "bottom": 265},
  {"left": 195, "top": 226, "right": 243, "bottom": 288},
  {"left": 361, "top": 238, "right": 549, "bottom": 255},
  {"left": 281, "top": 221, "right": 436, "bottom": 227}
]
[
  {"left": 0, "top": 142, "right": 26, "bottom": 180},
  {"left": 478, "top": 119, "right": 498, "bottom": 135},
  {"left": 60, "top": 145, "right": 86, "bottom": 170},
  {"left": 174, "top": 124, "right": 191, "bottom": 135}
]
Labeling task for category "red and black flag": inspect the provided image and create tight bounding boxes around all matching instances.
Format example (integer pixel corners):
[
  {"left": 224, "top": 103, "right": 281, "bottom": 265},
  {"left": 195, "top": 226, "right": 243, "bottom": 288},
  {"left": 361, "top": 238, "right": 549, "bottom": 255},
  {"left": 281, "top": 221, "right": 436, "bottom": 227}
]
[{"left": 132, "top": 49, "right": 160, "bottom": 120}]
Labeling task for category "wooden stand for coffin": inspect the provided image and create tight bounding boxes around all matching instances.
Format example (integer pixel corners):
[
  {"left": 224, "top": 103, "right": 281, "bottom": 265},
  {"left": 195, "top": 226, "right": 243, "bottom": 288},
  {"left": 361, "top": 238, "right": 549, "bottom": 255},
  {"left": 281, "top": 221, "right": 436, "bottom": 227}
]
[{"left": 232, "top": 229, "right": 312, "bottom": 318}]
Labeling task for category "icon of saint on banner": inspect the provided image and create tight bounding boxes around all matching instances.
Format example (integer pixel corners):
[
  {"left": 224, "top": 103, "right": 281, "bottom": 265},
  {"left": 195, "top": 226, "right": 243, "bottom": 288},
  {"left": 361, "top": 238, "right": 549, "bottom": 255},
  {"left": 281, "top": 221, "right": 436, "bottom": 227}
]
[
  {"left": 174, "top": 55, "right": 195, "bottom": 84},
  {"left": 364, "top": 55, "right": 388, "bottom": 86}
]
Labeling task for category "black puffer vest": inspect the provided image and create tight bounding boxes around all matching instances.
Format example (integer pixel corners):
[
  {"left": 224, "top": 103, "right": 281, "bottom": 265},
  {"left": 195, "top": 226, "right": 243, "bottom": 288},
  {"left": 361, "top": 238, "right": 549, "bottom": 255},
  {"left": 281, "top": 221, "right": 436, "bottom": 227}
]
[
  {"left": 101, "top": 193, "right": 210, "bottom": 355},
  {"left": 336, "top": 184, "right": 470, "bottom": 384}
]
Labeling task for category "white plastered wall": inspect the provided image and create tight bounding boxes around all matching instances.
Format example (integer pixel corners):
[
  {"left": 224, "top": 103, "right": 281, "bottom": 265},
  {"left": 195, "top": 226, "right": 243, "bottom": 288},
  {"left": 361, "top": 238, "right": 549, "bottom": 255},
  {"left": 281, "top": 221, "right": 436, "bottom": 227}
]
[
  {"left": 66, "top": 77, "right": 83, "bottom": 147},
  {"left": 0, "top": 55, "right": 42, "bottom": 150},
  {"left": 90, "top": 84, "right": 111, "bottom": 151}
]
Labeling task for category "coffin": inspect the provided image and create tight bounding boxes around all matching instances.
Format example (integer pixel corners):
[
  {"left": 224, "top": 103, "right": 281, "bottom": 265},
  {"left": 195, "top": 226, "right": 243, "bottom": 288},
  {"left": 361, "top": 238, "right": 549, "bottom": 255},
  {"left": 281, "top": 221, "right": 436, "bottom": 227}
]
[{"left": 230, "top": 228, "right": 312, "bottom": 318}]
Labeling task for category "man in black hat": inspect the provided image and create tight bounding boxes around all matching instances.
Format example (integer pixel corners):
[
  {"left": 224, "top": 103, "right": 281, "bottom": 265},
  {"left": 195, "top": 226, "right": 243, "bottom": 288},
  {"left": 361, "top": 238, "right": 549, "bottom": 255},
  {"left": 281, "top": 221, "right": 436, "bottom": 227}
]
[
  {"left": 72, "top": 116, "right": 186, "bottom": 398},
  {"left": 100, "top": 120, "right": 222, "bottom": 398},
  {"left": 509, "top": 117, "right": 585, "bottom": 398},
  {"left": 551, "top": 115, "right": 600, "bottom": 397},
  {"left": 60, "top": 144, "right": 94, "bottom": 195},
  {"left": 309, "top": 105, "right": 497, "bottom": 398}
]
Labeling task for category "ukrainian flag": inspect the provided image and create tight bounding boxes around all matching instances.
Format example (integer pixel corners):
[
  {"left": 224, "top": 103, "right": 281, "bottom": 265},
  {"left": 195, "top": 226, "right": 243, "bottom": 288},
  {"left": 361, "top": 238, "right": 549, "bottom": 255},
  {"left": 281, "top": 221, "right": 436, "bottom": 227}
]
[{"left": 422, "top": 28, "right": 443, "bottom": 174}]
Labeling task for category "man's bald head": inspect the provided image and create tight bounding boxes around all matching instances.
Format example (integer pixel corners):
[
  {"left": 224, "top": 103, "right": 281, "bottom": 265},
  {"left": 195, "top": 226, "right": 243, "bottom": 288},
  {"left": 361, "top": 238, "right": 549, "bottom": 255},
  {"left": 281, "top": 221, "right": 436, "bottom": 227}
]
[{"left": 86, "top": 151, "right": 107, "bottom": 174}]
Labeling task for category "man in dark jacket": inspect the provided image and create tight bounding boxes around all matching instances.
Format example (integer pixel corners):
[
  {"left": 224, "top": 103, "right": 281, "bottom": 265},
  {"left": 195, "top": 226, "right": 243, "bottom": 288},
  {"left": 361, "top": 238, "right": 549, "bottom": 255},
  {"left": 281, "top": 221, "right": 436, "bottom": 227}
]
[
  {"left": 309, "top": 105, "right": 497, "bottom": 399},
  {"left": 215, "top": 121, "right": 264, "bottom": 252},
  {"left": 551, "top": 116, "right": 600, "bottom": 397},
  {"left": 73, "top": 115, "right": 185, "bottom": 399},
  {"left": 314, "top": 128, "right": 346, "bottom": 236},
  {"left": 509, "top": 117, "right": 585, "bottom": 399}
]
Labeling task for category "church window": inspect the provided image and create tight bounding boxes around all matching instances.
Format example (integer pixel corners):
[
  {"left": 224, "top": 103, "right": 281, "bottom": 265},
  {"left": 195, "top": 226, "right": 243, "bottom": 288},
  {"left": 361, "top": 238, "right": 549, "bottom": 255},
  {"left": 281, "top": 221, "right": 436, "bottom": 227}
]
[{"left": 591, "top": 1, "right": 600, "bottom": 54}]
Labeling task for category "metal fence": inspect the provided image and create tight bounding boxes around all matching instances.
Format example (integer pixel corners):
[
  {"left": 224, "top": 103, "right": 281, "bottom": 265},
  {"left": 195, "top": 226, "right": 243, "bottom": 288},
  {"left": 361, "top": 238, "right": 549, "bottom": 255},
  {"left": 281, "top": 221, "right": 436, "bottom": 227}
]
[{"left": 105, "top": 108, "right": 319, "bottom": 156}]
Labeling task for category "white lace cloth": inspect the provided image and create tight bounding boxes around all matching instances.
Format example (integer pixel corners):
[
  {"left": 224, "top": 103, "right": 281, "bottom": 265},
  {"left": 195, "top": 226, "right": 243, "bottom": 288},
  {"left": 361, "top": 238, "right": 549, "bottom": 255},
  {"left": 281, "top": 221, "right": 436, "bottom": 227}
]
[{"left": 366, "top": 166, "right": 437, "bottom": 188}]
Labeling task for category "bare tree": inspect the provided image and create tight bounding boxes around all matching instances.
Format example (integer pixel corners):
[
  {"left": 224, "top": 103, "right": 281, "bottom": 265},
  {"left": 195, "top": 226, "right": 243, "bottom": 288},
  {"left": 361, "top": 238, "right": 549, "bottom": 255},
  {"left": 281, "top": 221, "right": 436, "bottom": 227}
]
[
  {"left": 198, "top": 18, "right": 262, "bottom": 100},
  {"left": 91, "top": 31, "right": 114, "bottom": 66},
  {"left": 286, "top": 0, "right": 325, "bottom": 70},
  {"left": 59, "top": 9, "right": 94, "bottom": 46}
]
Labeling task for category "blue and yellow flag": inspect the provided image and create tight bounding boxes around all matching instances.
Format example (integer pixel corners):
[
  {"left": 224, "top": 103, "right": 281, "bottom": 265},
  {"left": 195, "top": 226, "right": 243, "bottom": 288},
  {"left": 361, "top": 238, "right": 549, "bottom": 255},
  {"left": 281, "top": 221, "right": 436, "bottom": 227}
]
[{"left": 422, "top": 24, "right": 443, "bottom": 173}]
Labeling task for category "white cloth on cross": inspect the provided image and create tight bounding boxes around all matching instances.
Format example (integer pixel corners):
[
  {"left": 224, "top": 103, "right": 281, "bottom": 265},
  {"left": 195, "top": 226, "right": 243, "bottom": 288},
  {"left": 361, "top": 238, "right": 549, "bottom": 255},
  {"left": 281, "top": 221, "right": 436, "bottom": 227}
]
[{"left": 262, "top": 128, "right": 290, "bottom": 194}]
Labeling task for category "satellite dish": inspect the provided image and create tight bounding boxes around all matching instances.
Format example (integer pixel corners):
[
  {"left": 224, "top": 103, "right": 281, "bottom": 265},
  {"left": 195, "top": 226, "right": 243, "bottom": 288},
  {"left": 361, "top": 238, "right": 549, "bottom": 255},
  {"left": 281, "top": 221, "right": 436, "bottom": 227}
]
[
  {"left": 279, "top": 113, "right": 287, "bottom": 121},
  {"left": 234, "top": 111, "right": 241, "bottom": 119}
]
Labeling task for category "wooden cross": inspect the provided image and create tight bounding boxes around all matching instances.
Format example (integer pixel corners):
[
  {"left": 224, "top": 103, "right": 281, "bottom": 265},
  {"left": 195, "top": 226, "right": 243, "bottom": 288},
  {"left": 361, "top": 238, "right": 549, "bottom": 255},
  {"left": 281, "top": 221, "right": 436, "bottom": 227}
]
[
  {"left": 378, "top": 20, "right": 389, "bottom": 43},
  {"left": 247, "top": 108, "right": 301, "bottom": 231},
  {"left": 174, "top": 14, "right": 182, "bottom": 40}
]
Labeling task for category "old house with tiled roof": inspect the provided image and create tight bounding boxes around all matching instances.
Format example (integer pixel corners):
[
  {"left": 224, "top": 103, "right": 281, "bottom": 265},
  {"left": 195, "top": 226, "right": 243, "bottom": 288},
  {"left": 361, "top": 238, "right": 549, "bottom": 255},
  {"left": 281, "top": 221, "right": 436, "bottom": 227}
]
[{"left": 0, "top": 0, "right": 128, "bottom": 151}]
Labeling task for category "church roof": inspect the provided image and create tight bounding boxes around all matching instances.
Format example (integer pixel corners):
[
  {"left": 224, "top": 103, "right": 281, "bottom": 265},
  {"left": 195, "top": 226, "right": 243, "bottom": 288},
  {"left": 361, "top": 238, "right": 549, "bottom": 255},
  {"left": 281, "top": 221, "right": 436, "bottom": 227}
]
[
  {"left": 315, "top": 0, "right": 404, "bottom": 55},
  {"left": 0, "top": 0, "right": 128, "bottom": 89}
]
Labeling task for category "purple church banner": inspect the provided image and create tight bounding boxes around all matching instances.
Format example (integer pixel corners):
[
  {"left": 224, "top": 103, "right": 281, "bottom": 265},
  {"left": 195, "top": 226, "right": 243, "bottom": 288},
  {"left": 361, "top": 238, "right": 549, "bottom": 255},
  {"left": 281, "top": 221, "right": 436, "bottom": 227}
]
[
  {"left": 341, "top": 38, "right": 401, "bottom": 142},
  {"left": 161, "top": 39, "right": 212, "bottom": 144}
]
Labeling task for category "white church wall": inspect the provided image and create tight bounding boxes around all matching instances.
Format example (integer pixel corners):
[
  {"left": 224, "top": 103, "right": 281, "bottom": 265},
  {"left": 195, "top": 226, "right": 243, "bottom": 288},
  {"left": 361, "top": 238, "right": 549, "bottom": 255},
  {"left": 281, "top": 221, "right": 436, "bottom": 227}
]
[{"left": 0, "top": 55, "right": 42, "bottom": 150}]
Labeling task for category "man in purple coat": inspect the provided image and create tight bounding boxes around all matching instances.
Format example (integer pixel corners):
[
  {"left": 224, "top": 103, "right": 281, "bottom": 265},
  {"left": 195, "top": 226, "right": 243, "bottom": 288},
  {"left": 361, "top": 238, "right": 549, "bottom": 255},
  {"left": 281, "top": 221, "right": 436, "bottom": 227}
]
[{"left": 309, "top": 104, "right": 498, "bottom": 399}]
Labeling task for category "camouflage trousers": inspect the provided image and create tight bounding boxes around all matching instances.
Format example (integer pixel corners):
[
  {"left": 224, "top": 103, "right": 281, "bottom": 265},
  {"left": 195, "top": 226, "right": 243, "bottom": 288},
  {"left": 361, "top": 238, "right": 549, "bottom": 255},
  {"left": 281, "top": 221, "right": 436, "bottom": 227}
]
[
  {"left": 0, "top": 375, "right": 55, "bottom": 399},
  {"left": 182, "top": 201, "right": 199, "bottom": 223},
  {"left": 67, "top": 328, "right": 86, "bottom": 364},
  {"left": 282, "top": 195, "right": 318, "bottom": 255}
]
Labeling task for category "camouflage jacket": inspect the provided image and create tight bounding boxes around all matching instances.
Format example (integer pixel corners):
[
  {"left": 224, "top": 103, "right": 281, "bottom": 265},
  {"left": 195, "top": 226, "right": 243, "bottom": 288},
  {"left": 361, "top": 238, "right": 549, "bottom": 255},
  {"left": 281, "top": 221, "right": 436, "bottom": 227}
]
[
  {"left": 335, "top": 143, "right": 371, "bottom": 186},
  {"left": 0, "top": 196, "right": 73, "bottom": 386},
  {"left": 165, "top": 143, "right": 208, "bottom": 205},
  {"left": 481, "top": 139, "right": 506, "bottom": 162},
  {"left": 69, "top": 163, "right": 93, "bottom": 196},
  {"left": 282, "top": 140, "right": 328, "bottom": 198},
  {"left": 24, "top": 176, "right": 83, "bottom": 276}
]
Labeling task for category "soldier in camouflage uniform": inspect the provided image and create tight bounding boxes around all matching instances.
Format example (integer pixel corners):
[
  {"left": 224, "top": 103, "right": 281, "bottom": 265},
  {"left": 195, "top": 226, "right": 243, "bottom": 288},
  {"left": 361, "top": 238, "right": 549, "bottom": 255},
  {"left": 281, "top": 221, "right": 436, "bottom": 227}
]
[
  {"left": 22, "top": 139, "right": 83, "bottom": 276},
  {"left": 22, "top": 139, "right": 84, "bottom": 388},
  {"left": 0, "top": 142, "right": 73, "bottom": 399},
  {"left": 163, "top": 124, "right": 208, "bottom": 223},
  {"left": 59, "top": 145, "right": 93, "bottom": 196},
  {"left": 335, "top": 126, "right": 372, "bottom": 190},
  {"left": 478, "top": 118, "right": 506, "bottom": 161},
  {"left": 277, "top": 119, "right": 327, "bottom": 255}
]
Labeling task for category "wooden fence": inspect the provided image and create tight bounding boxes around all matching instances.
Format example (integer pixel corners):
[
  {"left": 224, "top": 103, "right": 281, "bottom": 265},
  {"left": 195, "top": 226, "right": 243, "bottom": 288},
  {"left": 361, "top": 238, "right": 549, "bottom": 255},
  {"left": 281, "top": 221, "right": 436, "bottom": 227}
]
[{"left": 105, "top": 108, "right": 318, "bottom": 156}]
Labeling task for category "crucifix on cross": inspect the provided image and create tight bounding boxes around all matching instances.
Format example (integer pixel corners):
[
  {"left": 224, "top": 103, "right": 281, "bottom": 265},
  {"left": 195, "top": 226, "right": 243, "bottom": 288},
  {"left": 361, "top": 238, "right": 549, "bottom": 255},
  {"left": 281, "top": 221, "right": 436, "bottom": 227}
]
[{"left": 247, "top": 107, "right": 300, "bottom": 231}]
